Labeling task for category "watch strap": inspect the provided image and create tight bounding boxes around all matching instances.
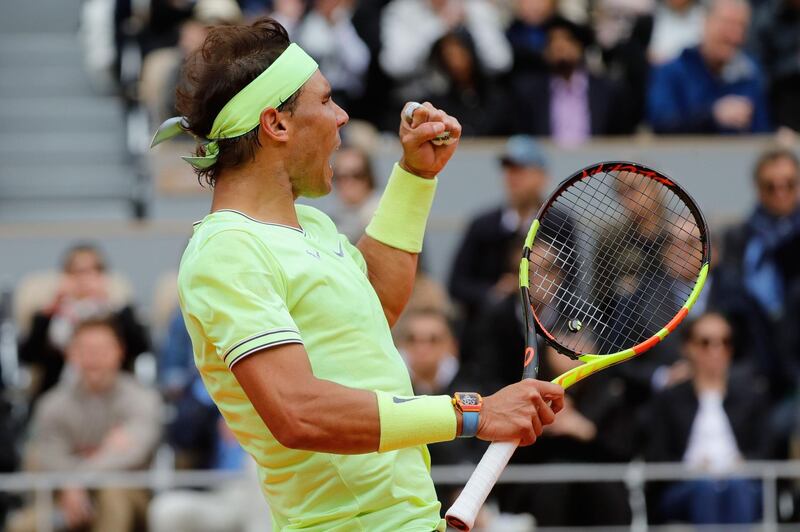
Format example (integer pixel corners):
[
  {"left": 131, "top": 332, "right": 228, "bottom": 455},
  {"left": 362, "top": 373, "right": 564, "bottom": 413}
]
[{"left": 459, "top": 411, "right": 479, "bottom": 438}]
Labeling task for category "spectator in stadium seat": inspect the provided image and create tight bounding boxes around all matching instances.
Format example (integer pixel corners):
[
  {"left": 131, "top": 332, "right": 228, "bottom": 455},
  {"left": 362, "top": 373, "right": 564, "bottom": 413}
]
[
  {"left": 753, "top": 0, "right": 800, "bottom": 132},
  {"left": 475, "top": 281, "right": 635, "bottom": 526},
  {"left": 140, "top": 0, "right": 243, "bottom": 123},
  {"left": 404, "top": 258, "right": 452, "bottom": 317},
  {"left": 647, "top": 0, "right": 705, "bottom": 64},
  {"left": 395, "top": 309, "right": 486, "bottom": 500},
  {"left": 593, "top": 0, "right": 653, "bottom": 133},
  {"left": 423, "top": 29, "right": 510, "bottom": 136},
  {"left": 294, "top": 0, "right": 370, "bottom": 112},
  {"left": 505, "top": 0, "right": 557, "bottom": 75},
  {"left": 18, "top": 243, "right": 150, "bottom": 403},
  {"left": 721, "top": 149, "right": 800, "bottom": 320},
  {"left": 8, "top": 318, "right": 162, "bottom": 532},
  {"left": 512, "top": 348, "right": 633, "bottom": 526},
  {"left": 158, "top": 306, "right": 196, "bottom": 399},
  {"left": 328, "top": 145, "right": 380, "bottom": 244},
  {"left": 643, "top": 312, "right": 769, "bottom": 525},
  {"left": 150, "top": 409, "right": 271, "bottom": 531},
  {"left": 448, "top": 136, "right": 549, "bottom": 369},
  {"left": 149, "top": 372, "right": 271, "bottom": 532},
  {"left": 510, "top": 16, "right": 628, "bottom": 145},
  {"left": 379, "top": 0, "right": 512, "bottom": 111},
  {"left": 238, "top": 0, "right": 305, "bottom": 23},
  {"left": 718, "top": 149, "right": 800, "bottom": 394},
  {"left": 647, "top": 0, "right": 771, "bottom": 134}
]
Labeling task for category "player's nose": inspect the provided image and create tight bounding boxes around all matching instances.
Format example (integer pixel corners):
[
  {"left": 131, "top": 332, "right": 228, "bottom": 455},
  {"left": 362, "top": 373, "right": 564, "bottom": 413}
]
[{"left": 335, "top": 102, "right": 349, "bottom": 128}]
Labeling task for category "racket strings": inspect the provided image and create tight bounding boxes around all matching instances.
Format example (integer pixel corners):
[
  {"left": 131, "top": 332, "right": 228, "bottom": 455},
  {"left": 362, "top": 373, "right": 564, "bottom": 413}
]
[
  {"left": 561, "top": 174, "right": 700, "bottom": 351},
  {"left": 546, "top": 185, "right": 701, "bottom": 288},
  {"left": 536, "top": 201, "right": 693, "bottom": 329},
  {"left": 529, "top": 169, "right": 704, "bottom": 355},
  {"left": 561, "top": 172, "right": 700, "bottom": 350}
]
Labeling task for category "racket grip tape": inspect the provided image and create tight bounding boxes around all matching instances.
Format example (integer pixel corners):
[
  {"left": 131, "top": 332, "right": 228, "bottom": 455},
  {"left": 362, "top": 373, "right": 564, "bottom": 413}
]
[{"left": 445, "top": 440, "right": 519, "bottom": 531}]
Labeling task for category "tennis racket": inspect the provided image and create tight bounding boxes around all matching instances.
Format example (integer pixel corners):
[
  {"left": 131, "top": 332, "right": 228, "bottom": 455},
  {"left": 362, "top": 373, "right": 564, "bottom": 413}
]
[{"left": 445, "top": 161, "right": 710, "bottom": 530}]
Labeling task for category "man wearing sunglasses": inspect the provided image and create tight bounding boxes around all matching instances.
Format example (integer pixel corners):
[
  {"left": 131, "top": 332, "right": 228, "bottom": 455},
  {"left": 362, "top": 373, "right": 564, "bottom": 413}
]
[{"left": 643, "top": 312, "right": 771, "bottom": 524}]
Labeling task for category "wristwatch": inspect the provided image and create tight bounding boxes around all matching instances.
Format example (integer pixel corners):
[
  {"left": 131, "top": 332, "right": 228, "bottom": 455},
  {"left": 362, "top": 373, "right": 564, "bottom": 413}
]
[{"left": 453, "top": 392, "right": 482, "bottom": 438}]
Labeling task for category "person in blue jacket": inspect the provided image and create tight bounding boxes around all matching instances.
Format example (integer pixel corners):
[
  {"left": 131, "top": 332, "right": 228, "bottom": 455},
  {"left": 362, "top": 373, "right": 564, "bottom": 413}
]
[{"left": 647, "top": 0, "right": 771, "bottom": 134}]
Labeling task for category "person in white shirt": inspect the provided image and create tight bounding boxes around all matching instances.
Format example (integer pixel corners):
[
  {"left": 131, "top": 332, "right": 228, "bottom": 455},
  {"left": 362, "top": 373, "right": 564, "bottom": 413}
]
[
  {"left": 644, "top": 312, "right": 769, "bottom": 524},
  {"left": 379, "top": 0, "right": 512, "bottom": 107},
  {"left": 294, "top": 0, "right": 371, "bottom": 108},
  {"left": 648, "top": 0, "right": 706, "bottom": 64}
]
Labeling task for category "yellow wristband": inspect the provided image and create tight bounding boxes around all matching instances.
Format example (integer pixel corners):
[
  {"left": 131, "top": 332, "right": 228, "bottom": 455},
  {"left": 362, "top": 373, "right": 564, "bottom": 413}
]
[
  {"left": 374, "top": 390, "right": 456, "bottom": 452},
  {"left": 365, "top": 163, "right": 437, "bottom": 253}
]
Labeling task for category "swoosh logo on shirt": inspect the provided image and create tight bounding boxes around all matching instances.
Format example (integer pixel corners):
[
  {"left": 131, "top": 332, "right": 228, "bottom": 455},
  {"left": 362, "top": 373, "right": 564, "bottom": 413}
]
[
  {"left": 392, "top": 396, "right": 420, "bottom": 404},
  {"left": 334, "top": 241, "right": 345, "bottom": 257},
  {"left": 306, "top": 250, "right": 320, "bottom": 260}
]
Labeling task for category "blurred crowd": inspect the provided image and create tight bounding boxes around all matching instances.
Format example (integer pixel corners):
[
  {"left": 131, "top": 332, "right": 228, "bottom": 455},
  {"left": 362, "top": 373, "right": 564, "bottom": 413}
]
[
  {"left": 1, "top": 0, "right": 800, "bottom": 529},
  {"left": 83, "top": 0, "right": 800, "bottom": 145},
  {"left": 1, "top": 136, "right": 799, "bottom": 530}
]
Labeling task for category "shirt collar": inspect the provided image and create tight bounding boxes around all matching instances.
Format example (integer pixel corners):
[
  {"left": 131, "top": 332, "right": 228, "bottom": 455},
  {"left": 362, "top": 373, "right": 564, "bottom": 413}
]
[{"left": 550, "top": 69, "right": 589, "bottom": 92}]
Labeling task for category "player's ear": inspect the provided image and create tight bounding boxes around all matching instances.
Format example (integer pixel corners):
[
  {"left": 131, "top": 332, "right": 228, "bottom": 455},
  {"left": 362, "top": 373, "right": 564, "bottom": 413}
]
[{"left": 259, "top": 107, "right": 290, "bottom": 143}]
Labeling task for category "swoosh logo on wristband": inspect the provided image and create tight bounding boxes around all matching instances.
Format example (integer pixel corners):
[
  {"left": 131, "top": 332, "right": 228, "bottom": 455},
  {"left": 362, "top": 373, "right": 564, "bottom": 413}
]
[{"left": 392, "top": 396, "right": 420, "bottom": 404}]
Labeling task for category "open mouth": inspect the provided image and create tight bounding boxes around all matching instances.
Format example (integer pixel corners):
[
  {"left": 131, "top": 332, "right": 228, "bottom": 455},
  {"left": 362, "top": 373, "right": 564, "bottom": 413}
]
[{"left": 328, "top": 140, "right": 341, "bottom": 170}]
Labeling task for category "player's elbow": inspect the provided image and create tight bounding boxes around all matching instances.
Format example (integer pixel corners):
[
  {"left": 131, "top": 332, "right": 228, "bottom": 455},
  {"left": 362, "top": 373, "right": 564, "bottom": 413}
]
[
  {"left": 270, "top": 407, "right": 321, "bottom": 451},
  {"left": 273, "top": 425, "right": 308, "bottom": 450}
]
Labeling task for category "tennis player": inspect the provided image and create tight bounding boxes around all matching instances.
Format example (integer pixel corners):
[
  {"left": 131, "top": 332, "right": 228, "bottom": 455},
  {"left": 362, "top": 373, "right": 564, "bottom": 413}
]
[{"left": 153, "top": 17, "right": 565, "bottom": 532}]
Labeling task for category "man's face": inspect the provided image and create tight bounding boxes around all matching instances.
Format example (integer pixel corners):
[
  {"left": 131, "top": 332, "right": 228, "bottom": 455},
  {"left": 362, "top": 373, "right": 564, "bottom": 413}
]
[
  {"left": 66, "top": 325, "right": 124, "bottom": 393},
  {"left": 400, "top": 315, "right": 456, "bottom": 379},
  {"left": 516, "top": 0, "right": 556, "bottom": 25},
  {"left": 684, "top": 314, "right": 732, "bottom": 380},
  {"left": 545, "top": 27, "right": 583, "bottom": 76},
  {"left": 66, "top": 251, "right": 107, "bottom": 300},
  {"left": 285, "top": 71, "right": 349, "bottom": 198},
  {"left": 504, "top": 164, "right": 548, "bottom": 210},
  {"left": 663, "top": 220, "right": 703, "bottom": 282},
  {"left": 334, "top": 148, "right": 372, "bottom": 207},
  {"left": 702, "top": 1, "right": 749, "bottom": 67},
  {"left": 439, "top": 36, "right": 474, "bottom": 84},
  {"left": 614, "top": 172, "right": 665, "bottom": 234},
  {"left": 757, "top": 157, "right": 800, "bottom": 217}
]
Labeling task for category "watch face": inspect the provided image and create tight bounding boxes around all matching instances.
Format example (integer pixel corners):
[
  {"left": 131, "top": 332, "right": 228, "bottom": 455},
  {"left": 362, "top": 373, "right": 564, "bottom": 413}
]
[{"left": 462, "top": 395, "right": 479, "bottom": 406}]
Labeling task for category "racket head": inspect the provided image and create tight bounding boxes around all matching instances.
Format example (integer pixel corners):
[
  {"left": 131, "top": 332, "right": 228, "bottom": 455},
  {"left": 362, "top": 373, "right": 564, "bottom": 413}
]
[{"left": 521, "top": 161, "right": 710, "bottom": 369}]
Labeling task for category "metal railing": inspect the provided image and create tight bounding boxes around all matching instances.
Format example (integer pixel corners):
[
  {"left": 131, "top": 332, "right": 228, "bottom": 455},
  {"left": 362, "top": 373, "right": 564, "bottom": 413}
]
[{"left": 1, "top": 461, "right": 799, "bottom": 532}]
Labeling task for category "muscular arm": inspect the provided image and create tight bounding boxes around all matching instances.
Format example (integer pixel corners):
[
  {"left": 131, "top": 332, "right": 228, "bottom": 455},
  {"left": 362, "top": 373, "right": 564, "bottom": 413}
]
[
  {"left": 356, "top": 236, "right": 418, "bottom": 327},
  {"left": 232, "top": 342, "right": 381, "bottom": 454},
  {"left": 355, "top": 103, "right": 462, "bottom": 326},
  {"left": 232, "top": 343, "right": 564, "bottom": 453}
]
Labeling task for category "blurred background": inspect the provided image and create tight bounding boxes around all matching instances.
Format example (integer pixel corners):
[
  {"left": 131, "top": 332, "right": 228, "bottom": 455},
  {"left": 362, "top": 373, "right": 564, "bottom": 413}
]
[{"left": 1, "top": 0, "right": 799, "bottom": 529}]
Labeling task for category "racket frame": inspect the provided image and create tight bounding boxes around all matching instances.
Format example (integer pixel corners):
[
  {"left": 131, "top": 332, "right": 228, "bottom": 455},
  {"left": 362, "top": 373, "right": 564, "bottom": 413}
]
[{"left": 522, "top": 161, "right": 711, "bottom": 387}]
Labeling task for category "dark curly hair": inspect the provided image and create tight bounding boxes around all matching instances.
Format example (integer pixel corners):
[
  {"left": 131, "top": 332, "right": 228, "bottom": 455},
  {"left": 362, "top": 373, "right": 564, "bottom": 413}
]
[{"left": 176, "top": 17, "right": 302, "bottom": 187}]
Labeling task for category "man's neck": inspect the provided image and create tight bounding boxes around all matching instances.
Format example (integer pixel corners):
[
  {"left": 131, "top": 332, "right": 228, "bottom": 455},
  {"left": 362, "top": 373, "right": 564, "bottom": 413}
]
[
  {"left": 699, "top": 44, "right": 725, "bottom": 75},
  {"left": 514, "top": 202, "right": 539, "bottom": 222},
  {"left": 210, "top": 154, "right": 300, "bottom": 228},
  {"left": 694, "top": 374, "right": 726, "bottom": 394}
]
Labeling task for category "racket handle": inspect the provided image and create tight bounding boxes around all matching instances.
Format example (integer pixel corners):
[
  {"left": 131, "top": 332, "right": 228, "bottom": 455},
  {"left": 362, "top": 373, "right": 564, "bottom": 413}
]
[{"left": 445, "top": 440, "right": 519, "bottom": 531}]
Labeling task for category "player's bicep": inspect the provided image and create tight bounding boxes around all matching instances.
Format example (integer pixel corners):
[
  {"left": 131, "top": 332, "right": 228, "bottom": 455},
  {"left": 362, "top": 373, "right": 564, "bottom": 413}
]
[{"left": 231, "top": 342, "right": 317, "bottom": 445}]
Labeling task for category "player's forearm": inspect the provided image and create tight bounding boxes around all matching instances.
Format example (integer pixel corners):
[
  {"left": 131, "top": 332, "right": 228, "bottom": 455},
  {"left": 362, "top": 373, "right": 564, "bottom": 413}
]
[
  {"left": 275, "top": 379, "right": 382, "bottom": 454},
  {"left": 357, "top": 235, "right": 417, "bottom": 327},
  {"left": 359, "top": 163, "right": 437, "bottom": 323},
  {"left": 234, "top": 344, "right": 458, "bottom": 454},
  {"left": 253, "top": 376, "right": 460, "bottom": 455}
]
